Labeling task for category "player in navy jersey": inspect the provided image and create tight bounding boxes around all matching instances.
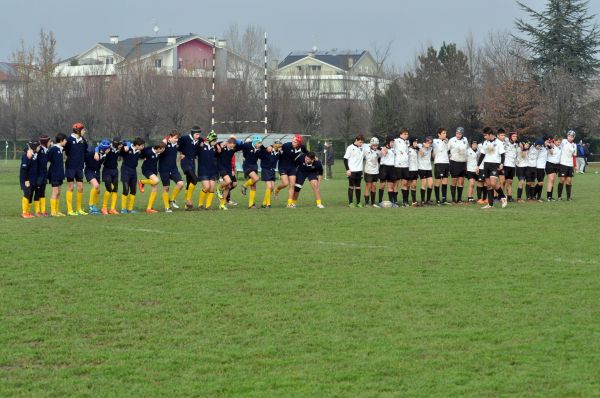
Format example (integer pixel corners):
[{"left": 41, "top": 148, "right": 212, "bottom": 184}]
[
  {"left": 85, "top": 139, "right": 111, "bottom": 215},
  {"left": 64, "top": 122, "right": 89, "bottom": 215},
  {"left": 47, "top": 133, "right": 68, "bottom": 216},
  {"left": 33, "top": 135, "right": 51, "bottom": 216},
  {"left": 138, "top": 142, "right": 166, "bottom": 213},
  {"left": 258, "top": 140, "right": 282, "bottom": 208},
  {"left": 239, "top": 135, "right": 263, "bottom": 209},
  {"left": 120, "top": 137, "right": 145, "bottom": 214},
  {"left": 100, "top": 137, "right": 122, "bottom": 215},
  {"left": 159, "top": 131, "right": 185, "bottom": 212},
  {"left": 196, "top": 131, "right": 219, "bottom": 210},
  {"left": 216, "top": 136, "right": 241, "bottom": 210},
  {"left": 293, "top": 151, "right": 325, "bottom": 208},
  {"left": 274, "top": 134, "right": 307, "bottom": 207},
  {"left": 178, "top": 126, "right": 202, "bottom": 210},
  {"left": 19, "top": 139, "right": 41, "bottom": 218}
]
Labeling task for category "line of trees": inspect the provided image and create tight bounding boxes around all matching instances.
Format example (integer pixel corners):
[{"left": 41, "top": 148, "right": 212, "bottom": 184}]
[{"left": 1, "top": 0, "right": 599, "bottom": 158}]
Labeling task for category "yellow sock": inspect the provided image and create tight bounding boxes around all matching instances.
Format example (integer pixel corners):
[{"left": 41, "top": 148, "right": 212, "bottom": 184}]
[
  {"left": 219, "top": 197, "right": 226, "bottom": 206},
  {"left": 111, "top": 192, "right": 118, "bottom": 210},
  {"left": 206, "top": 192, "right": 214, "bottom": 208},
  {"left": 102, "top": 191, "right": 110, "bottom": 210},
  {"left": 40, "top": 198, "right": 46, "bottom": 213},
  {"left": 147, "top": 191, "right": 157, "bottom": 210},
  {"left": 264, "top": 188, "right": 271, "bottom": 206},
  {"left": 22, "top": 197, "right": 29, "bottom": 214},
  {"left": 170, "top": 186, "right": 181, "bottom": 201},
  {"left": 76, "top": 191, "right": 83, "bottom": 211},
  {"left": 162, "top": 192, "right": 170, "bottom": 209},
  {"left": 128, "top": 194, "right": 136, "bottom": 211},
  {"left": 89, "top": 189, "right": 96, "bottom": 206},
  {"left": 50, "top": 199, "right": 57, "bottom": 215},
  {"left": 287, "top": 198, "right": 292, "bottom": 206},
  {"left": 316, "top": 199, "right": 322, "bottom": 205},
  {"left": 275, "top": 186, "right": 281, "bottom": 194},
  {"left": 243, "top": 178, "right": 254, "bottom": 188},
  {"left": 249, "top": 189, "right": 256, "bottom": 207},
  {"left": 140, "top": 178, "right": 153, "bottom": 185},
  {"left": 121, "top": 194, "right": 128, "bottom": 210},
  {"left": 198, "top": 190, "right": 207, "bottom": 207},
  {"left": 185, "top": 183, "right": 196, "bottom": 201},
  {"left": 66, "top": 191, "right": 73, "bottom": 213},
  {"left": 34, "top": 201, "right": 40, "bottom": 214}
]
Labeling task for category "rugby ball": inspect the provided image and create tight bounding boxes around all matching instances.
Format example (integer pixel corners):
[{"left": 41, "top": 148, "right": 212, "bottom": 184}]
[{"left": 381, "top": 200, "right": 393, "bottom": 208}]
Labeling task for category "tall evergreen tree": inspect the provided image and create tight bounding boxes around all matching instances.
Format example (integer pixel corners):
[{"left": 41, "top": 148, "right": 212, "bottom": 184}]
[{"left": 371, "top": 79, "right": 407, "bottom": 137}]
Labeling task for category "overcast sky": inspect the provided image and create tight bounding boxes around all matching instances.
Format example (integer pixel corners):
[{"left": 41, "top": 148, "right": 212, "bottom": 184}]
[{"left": 1, "top": 0, "right": 599, "bottom": 67}]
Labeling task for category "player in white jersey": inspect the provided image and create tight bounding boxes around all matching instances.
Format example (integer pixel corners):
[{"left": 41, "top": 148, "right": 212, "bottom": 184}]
[
  {"left": 418, "top": 136, "right": 434, "bottom": 205},
  {"left": 448, "top": 127, "right": 469, "bottom": 203},
  {"left": 501, "top": 131, "right": 519, "bottom": 202},
  {"left": 515, "top": 139, "right": 529, "bottom": 202},
  {"left": 408, "top": 137, "right": 420, "bottom": 206},
  {"left": 432, "top": 128, "right": 450, "bottom": 205},
  {"left": 393, "top": 129, "right": 410, "bottom": 206},
  {"left": 344, "top": 135, "right": 367, "bottom": 207},
  {"left": 466, "top": 139, "right": 480, "bottom": 203},
  {"left": 525, "top": 140, "right": 539, "bottom": 200},
  {"left": 544, "top": 135, "right": 561, "bottom": 201},
  {"left": 476, "top": 141, "right": 488, "bottom": 204},
  {"left": 476, "top": 127, "right": 507, "bottom": 209},
  {"left": 534, "top": 139, "right": 548, "bottom": 201},
  {"left": 363, "top": 137, "right": 381, "bottom": 207},
  {"left": 557, "top": 130, "right": 577, "bottom": 201},
  {"left": 378, "top": 136, "right": 396, "bottom": 205}
]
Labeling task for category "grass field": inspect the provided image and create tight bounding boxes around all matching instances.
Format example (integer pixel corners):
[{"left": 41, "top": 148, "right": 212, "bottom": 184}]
[{"left": 1, "top": 160, "right": 599, "bottom": 397}]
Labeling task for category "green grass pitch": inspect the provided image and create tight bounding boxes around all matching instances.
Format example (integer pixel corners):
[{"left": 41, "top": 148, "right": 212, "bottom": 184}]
[{"left": 1, "top": 160, "right": 599, "bottom": 396}]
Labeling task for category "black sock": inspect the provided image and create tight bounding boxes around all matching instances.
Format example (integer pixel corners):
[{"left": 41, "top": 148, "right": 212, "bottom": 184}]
[
  {"left": 441, "top": 185, "right": 447, "bottom": 202},
  {"left": 355, "top": 189, "right": 361, "bottom": 204},
  {"left": 566, "top": 184, "right": 572, "bottom": 199},
  {"left": 370, "top": 190, "right": 376, "bottom": 205},
  {"left": 450, "top": 185, "right": 456, "bottom": 202},
  {"left": 547, "top": 188, "right": 552, "bottom": 199},
  {"left": 476, "top": 186, "right": 482, "bottom": 199},
  {"left": 536, "top": 185, "right": 542, "bottom": 199},
  {"left": 420, "top": 189, "right": 426, "bottom": 203},
  {"left": 427, "top": 187, "right": 432, "bottom": 201},
  {"left": 378, "top": 189, "right": 384, "bottom": 203},
  {"left": 517, "top": 187, "right": 522, "bottom": 199},
  {"left": 558, "top": 183, "right": 564, "bottom": 198},
  {"left": 507, "top": 195, "right": 512, "bottom": 201},
  {"left": 457, "top": 186, "right": 463, "bottom": 202},
  {"left": 348, "top": 188, "right": 354, "bottom": 204},
  {"left": 496, "top": 187, "right": 505, "bottom": 199},
  {"left": 488, "top": 189, "right": 495, "bottom": 206},
  {"left": 364, "top": 195, "right": 370, "bottom": 205},
  {"left": 388, "top": 191, "right": 394, "bottom": 202},
  {"left": 411, "top": 189, "right": 417, "bottom": 203},
  {"left": 402, "top": 189, "right": 409, "bottom": 204},
  {"left": 434, "top": 186, "right": 440, "bottom": 202},
  {"left": 393, "top": 192, "right": 399, "bottom": 204}
]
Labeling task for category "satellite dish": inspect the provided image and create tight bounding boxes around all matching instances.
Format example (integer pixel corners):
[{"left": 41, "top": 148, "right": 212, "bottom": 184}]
[
  {"left": 312, "top": 45, "right": 318, "bottom": 53},
  {"left": 153, "top": 24, "right": 160, "bottom": 35}
]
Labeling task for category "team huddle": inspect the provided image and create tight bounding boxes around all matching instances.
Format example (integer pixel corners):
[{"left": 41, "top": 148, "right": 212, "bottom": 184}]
[
  {"left": 18, "top": 124, "right": 324, "bottom": 218},
  {"left": 343, "top": 127, "right": 579, "bottom": 209}
]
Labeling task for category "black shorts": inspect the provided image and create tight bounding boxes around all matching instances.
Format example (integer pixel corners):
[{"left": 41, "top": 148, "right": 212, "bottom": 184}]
[
  {"left": 348, "top": 171, "right": 362, "bottom": 185},
  {"left": 121, "top": 167, "right": 137, "bottom": 185},
  {"left": 536, "top": 168, "right": 545, "bottom": 182},
  {"left": 408, "top": 171, "right": 419, "bottom": 181},
  {"left": 243, "top": 166, "right": 258, "bottom": 179},
  {"left": 434, "top": 163, "right": 449, "bottom": 179},
  {"left": 395, "top": 167, "right": 410, "bottom": 181},
  {"left": 477, "top": 169, "right": 486, "bottom": 182},
  {"left": 198, "top": 174, "right": 217, "bottom": 181},
  {"left": 279, "top": 165, "right": 297, "bottom": 177},
  {"left": 545, "top": 162, "right": 558, "bottom": 174},
  {"left": 559, "top": 164, "right": 574, "bottom": 178},
  {"left": 466, "top": 171, "right": 478, "bottom": 180},
  {"left": 65, "top": 168, "right": 84, "bottom": 182},
  {"left": 180, "top": 158, "right": 195, "bottom": 174},
  {"left": 504, "top": 166, "right": 515, "bottom": 180},
  {"left": 218, "top": 167, "right": 233, "bottom": 179},
  {"left": 50, "top": 180, "right": 63, "bottom": 187},
  {"left": 85, "top": 170, "right": 100, "bottom": 182},
  {"left": 449, "top": 161, "right": 466, "bottom": 178},
  {"left": 296, "top": 171, "right": 319, "bottom": 187},
  {"left": 160, "top": 169, "right": 183, "bottom": 186},
  {"left": 484, "top": 163, "right": 500, "bottom": 178},
  {"left": 261, "top": 169, "right": 276, "bottom": 182},
  {"left": 379, "top": 165, "right": 396, "bottom": 182},
  {"left": 364, "top": 173, "right": 378, "bottom": 183},
  {"left": 142, "top": 169, "right": 157, "bottom": 179},
  {"left": 516, "top": 166, "right": 526, "bottom": 179},
  {"left": 419, "top": 169, "right": 432, "bottom": 179},
  {"left": 525, "top": 167, "right": 537, "bottom": 182}
]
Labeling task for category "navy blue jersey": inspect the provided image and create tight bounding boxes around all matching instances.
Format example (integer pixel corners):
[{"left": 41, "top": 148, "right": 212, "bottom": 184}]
[
  {"left": 258, "top": 147, "right": 280, "bottom": 170},
  {"left": 103, "top": 147, "right": 120, "bottom": 170},
  {"left": 141, "top": 147, "right": 160, "bottom": 175},
  {"left": 159, "top": 141, "right": 178, "bottom": 172},
  {"left": 197, "top": 142, "right": 218, "bottom": 176},
  {"left": 47, "top": 145, "right": 65, "bottom": 181},
  {"left": 121, "top": 145, "right": 142, "bottom": 170},
  {"left": 20, "top": 152, "right": 38, "bottom": 183},
  {"left": 241, "top": 142, "right": 261, "bottom": 167},
  {"left": 178, "top": 134, "right": 200, "bottom": 159},
  {"left": 37, "top": 146, "right": 49, "bottom": 181},
  {"left": 279, "top": 142, "right": 307, "bottom": 170},
  {"left": 64, "top": 134, "right": 88, "bottom": 170},
  {"left": 297, "top": 159, "right": 323, "bottom": 176},
  {"left": 216, "top": 142, "right": 240, "bottom": 171},
  {"left": 85, "top": 149, "right": 104, "bottom": 172}
]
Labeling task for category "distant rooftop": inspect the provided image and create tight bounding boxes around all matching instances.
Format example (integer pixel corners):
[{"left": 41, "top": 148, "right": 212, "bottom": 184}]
[
  {"left": 278, "top": 50, "right": 368, "bottom": 70},
  {"left": 98, "top": 34, "right": 198, "bottom": 60}
]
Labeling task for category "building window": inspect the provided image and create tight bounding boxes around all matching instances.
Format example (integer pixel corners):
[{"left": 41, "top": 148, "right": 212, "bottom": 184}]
[
  {"left": 296, "top": 65, "right": 302, "bottom": 72},
  {"left": 154, "top": 58, "right": 162, "bottom": 68},
  {"left": 105, "top": 57, "right": 114, "bottom": 65},
  {"left": 178, "top": 58, "right": 183, "bottom": 69},
  {"left": 311, "top": 65, "right": 321, "bottom": 72}
]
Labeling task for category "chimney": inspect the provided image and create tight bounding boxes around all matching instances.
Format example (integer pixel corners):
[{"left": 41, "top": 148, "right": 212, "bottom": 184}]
[
  {"left": 109, "top": 35, "right": 119, "bottom": 44},
  {"left": 167, "top": 36, "right": 177, "bottom": 45},
  {"left": 217, "top": 39, "right": 227, "bottom": 48}
]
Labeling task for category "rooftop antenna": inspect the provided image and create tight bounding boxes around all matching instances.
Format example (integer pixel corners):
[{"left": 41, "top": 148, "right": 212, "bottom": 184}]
[{"left": 152, "top": 20, "right": 160, "bottom": 36}]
